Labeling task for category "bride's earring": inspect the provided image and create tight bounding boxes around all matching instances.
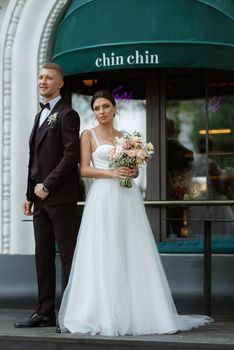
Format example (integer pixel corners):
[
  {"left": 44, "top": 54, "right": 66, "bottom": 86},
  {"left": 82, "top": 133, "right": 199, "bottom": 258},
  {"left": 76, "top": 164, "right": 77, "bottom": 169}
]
[
  {"left": 92, "top": 118, "right": 99, "bottom": 127},
  {"left": 113, "top": 112, "right": 120, "bottom": 130}
]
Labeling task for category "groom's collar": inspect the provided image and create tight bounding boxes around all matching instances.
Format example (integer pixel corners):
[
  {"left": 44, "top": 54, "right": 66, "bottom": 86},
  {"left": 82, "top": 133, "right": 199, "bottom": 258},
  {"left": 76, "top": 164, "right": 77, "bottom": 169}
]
[{"left": 43, "top": 95, "right": 62, "bottom": 111}]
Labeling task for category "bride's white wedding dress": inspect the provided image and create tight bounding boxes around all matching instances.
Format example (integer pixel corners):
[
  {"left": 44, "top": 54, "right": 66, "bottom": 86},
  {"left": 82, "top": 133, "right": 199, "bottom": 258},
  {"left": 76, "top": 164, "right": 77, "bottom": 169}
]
[{"left": 58, "top": 129, "right": 212, "bottom": 336}]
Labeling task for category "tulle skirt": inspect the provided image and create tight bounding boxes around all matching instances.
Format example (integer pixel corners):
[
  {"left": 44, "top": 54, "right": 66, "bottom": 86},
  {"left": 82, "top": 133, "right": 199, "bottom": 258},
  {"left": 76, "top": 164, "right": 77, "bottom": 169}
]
[{"left": 59, "top": 178, "right": 212, "bottom": 336}]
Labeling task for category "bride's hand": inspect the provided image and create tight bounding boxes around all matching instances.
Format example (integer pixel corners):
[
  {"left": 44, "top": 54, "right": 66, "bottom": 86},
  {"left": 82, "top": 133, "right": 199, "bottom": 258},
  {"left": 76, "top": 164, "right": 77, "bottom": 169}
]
[
  {"left": 111, "top": 167, "right": 133, "bottom": 178},
  {"left": 129, "top": 167, "right": 139, "bottom": 178}
]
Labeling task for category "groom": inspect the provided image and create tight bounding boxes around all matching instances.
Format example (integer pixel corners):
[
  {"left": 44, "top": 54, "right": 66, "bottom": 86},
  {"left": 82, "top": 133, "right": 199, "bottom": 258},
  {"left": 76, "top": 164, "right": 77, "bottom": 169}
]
[{"left": 15, "top": 63, "right": 81, "bottom": 328}]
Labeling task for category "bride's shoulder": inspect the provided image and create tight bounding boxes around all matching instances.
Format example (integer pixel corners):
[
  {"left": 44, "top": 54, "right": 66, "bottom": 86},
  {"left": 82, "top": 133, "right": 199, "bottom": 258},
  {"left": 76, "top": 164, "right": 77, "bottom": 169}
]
[
  {"left": 117, "top": 129, "right": 127, "bottom": 137},
  {"left": 80, "top": 129, "right": 93, "bottom": 143},
  {"left": 81, "top": 129, "right": 92, "bottom": 138}
]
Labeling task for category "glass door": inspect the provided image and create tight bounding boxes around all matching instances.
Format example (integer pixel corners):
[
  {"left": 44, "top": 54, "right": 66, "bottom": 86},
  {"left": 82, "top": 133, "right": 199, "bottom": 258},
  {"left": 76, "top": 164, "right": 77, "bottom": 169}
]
[{"left": 162, "top": 71, "right": 234, "bottom": 240}]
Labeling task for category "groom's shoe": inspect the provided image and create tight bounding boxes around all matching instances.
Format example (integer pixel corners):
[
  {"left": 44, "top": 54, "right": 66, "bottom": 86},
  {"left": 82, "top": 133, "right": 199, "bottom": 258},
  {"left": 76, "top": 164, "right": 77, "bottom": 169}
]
[
  {"left": 14, "top": 312, "right": 56, "bottom": 328},
  {"left": 56, "top": 325, "right": 61, "bottom": 333}
]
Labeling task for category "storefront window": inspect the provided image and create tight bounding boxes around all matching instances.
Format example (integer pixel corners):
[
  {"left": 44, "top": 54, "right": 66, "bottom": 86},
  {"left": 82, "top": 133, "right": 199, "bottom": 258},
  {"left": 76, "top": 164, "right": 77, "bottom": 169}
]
[
  {"left": 165, "top": 72, "right": 234, "bottom": 239},
  {"left": 165, "top": 74, "right": 205, "bottom": 238},
  {"left": 67, "top": 70, "right": 234, "bottom": 246},
  {"left": 189, "top": 75, "right": 234, "bottom": 238}
]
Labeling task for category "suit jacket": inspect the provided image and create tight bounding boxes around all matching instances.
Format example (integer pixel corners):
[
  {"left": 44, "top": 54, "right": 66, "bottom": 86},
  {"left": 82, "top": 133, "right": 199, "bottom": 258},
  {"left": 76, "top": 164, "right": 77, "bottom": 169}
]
[{"left": 26, "top": 99, "right": 81, "bottom": 205}]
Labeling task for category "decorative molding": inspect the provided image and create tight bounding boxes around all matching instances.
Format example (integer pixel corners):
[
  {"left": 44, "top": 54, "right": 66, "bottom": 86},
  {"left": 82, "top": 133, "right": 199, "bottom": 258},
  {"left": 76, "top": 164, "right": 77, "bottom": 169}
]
[
  {"left": 2, "top": 0, "right": 27, "bottom": 253},
  {"left": 38, "top": 0, "right": 69, "bottom": 72},
  {"left": 1, "top": 0, "right": 69, "bottom": 253}
]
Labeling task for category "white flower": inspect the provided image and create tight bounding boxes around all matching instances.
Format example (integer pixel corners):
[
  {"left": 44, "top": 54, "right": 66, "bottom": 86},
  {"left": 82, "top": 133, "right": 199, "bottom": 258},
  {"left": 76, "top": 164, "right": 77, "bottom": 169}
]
[
  {"left": 147, "top": 142, "right": 154, "bottom": 154},
  {"left": 47, "top": 113, "right": 58, "bottom": 126}
]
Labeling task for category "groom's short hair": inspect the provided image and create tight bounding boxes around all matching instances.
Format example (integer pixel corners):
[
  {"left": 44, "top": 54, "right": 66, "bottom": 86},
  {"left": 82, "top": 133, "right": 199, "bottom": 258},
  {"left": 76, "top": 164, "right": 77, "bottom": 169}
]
[{"left": 41, "top": 62, "right": 64, "bottom": 79}]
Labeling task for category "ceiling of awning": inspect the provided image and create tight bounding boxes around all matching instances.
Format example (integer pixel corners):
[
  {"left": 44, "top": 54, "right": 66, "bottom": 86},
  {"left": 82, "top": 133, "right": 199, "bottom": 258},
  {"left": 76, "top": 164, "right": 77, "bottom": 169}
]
[{"left": 52, "top": 0, "right": 234, "bottom": 76}]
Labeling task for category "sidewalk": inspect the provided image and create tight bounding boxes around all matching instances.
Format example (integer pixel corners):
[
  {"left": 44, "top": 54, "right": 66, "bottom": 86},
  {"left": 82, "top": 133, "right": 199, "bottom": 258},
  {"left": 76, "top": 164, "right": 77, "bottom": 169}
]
[{"left": 0, "top": 309, "right": 234, "bottom": 350}]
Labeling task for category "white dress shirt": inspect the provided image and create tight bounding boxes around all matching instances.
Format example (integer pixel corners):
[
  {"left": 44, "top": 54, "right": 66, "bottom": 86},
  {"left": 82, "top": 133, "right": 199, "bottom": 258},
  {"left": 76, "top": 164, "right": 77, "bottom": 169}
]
[{"left": 39, "top": 95, "right": 61, "bottom": 127}]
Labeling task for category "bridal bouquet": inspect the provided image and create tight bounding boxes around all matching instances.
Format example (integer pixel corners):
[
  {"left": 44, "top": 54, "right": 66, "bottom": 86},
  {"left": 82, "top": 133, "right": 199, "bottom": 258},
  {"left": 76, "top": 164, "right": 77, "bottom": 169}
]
[{"left": 109, "top": 131, "right": 154, "bottom": 188}]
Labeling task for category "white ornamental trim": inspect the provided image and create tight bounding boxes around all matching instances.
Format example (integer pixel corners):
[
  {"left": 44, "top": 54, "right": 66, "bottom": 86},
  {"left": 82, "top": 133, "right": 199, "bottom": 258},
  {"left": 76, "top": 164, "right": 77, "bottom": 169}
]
[
  {"left": 38, "top": 0, "right": 69, "bottom": 72},
  {"left": 2, "top": 0, "right": 27, "bottom": 254},
  {"left": 1, "top": 0, "right": 69, "bottom": 253}
]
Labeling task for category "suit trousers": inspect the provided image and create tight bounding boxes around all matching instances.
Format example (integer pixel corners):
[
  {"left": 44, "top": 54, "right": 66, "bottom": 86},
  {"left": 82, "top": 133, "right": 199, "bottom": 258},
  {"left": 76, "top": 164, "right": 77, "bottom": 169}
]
[{"left": 33, "top": 199, "right": 79, "bottom": 316}]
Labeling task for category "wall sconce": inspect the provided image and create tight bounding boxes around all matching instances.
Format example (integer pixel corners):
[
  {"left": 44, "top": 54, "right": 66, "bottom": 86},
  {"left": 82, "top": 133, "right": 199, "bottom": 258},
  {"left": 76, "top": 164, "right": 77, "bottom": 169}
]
[
  {"left": 82, "top": 79, "right": 98, "bottom": 87},
  {"left": 199, "top": 129, "right": 232, "bottom": 135}
]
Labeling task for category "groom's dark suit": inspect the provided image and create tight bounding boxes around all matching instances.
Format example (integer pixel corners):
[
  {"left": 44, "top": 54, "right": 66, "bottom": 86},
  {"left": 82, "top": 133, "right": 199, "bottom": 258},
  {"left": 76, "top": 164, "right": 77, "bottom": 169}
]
[{"left": 26, "top": 98, "right": 81, "bottom": 319}]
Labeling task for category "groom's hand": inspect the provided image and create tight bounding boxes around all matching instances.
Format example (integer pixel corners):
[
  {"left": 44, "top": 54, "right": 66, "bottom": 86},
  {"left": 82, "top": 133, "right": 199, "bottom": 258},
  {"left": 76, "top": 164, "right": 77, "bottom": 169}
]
[
  {"left": 34, "top": 183, "right": 49, "bottom": 200},
  {"left": 23, "top": 199, "right": 33, "bottom": 216}
]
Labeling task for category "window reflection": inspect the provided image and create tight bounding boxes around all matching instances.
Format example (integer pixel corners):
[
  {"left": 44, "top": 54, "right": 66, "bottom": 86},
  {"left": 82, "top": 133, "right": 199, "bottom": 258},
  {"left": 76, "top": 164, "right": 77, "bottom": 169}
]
[
  {"left": 165, "top": 73, "right": 234, "bottom": 239},
  {"left": 167, "top": 118, "right": 194, "bottom": 200},
  {"left": 166, "top": 95, "right": 203, "bottom": 238}
]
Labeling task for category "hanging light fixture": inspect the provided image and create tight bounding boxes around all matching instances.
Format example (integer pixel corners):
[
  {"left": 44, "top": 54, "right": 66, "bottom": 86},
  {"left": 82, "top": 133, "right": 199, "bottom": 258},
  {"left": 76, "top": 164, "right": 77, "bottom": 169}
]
[
  {"left": 82, "top": 79, "right": 98, "bottom": 87},
  {"left": 199, "top": 129, "right": 232, "bottom": 135}
]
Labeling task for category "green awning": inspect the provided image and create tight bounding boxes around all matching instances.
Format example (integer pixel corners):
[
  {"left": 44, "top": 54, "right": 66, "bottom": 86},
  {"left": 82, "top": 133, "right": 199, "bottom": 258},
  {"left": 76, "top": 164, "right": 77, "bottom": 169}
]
[{"left": 52, "top": 0, "right": 234, "bottom": 76}]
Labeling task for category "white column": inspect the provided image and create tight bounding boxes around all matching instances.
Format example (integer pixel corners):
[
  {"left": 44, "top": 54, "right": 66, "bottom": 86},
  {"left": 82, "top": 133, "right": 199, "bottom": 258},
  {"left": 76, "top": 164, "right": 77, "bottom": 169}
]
[{"left": 0, "top": 0, "right": 68, "bottom": 254}]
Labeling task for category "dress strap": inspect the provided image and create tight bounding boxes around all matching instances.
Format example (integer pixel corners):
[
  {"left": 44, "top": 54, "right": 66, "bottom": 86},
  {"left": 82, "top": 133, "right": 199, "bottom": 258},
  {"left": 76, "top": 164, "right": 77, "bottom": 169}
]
[{"left": 89, "top": 128, "right": 99, "bottom": 146}]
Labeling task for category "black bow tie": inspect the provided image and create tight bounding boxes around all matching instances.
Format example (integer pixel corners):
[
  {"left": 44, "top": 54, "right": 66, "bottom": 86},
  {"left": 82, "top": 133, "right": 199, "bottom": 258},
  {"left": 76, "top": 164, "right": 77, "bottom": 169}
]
[{"left": 40, "top": 102, "right": 50, "bottom": 110}]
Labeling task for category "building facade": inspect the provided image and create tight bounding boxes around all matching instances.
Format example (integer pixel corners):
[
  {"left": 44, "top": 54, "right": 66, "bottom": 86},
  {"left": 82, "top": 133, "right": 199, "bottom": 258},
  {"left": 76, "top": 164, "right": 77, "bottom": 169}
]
[
  {"left": 1, "top": 0, "right": 234, "bottom": 256},
  {"left": 1, "top": 0, "right": 234, "bottom": 314}
]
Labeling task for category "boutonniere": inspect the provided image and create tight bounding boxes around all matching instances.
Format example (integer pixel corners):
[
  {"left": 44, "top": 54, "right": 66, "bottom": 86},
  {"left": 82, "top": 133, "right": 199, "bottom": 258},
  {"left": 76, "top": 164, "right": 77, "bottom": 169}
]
[{"left": 47, "top": 113, "right": 58, "bottom": 128}]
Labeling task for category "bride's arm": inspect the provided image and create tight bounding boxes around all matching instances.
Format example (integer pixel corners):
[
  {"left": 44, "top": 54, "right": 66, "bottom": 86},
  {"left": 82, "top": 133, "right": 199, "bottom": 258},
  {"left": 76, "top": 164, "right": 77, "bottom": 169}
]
[{"left": 79, "top": 130, "right": 130, "bottom": 179}]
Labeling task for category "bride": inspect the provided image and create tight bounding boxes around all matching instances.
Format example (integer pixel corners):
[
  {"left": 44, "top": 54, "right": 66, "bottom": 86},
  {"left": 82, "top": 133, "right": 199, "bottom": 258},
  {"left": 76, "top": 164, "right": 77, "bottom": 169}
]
[{"left": 58, "top": 90, "right": 213, "bottom": 336}]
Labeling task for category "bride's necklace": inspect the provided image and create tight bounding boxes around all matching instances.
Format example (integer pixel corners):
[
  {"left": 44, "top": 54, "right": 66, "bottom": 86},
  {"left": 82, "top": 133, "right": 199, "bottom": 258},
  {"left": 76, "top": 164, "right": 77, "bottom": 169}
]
[{"left": 98, "top": 128, "right": 117, "bottom": 144}]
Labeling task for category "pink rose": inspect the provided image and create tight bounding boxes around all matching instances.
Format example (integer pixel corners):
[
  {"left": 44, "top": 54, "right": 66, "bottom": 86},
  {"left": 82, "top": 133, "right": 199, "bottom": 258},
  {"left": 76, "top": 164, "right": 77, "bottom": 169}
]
[
  {"left": 137, "top": 149, "right": 147, "bottom": 160},
  {"left": 127, "top": 150, "right": 136, "bottom": 158}
]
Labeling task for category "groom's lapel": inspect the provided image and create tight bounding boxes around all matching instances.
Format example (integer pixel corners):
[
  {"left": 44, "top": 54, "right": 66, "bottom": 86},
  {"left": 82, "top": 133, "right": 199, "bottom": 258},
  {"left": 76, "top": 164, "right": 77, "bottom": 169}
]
[
  {"left": 29, "top": 113, "right": 40, "bottom": 147},
  {"left": 36, "top": 99, "right": 64, "bottom": 149}
]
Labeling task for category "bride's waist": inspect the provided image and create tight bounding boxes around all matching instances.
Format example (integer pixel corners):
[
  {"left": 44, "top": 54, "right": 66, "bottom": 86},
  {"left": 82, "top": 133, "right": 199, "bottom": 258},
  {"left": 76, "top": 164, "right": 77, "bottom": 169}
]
[{"left": 94, "top": 177, "right": 119, "bottom": 182}]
